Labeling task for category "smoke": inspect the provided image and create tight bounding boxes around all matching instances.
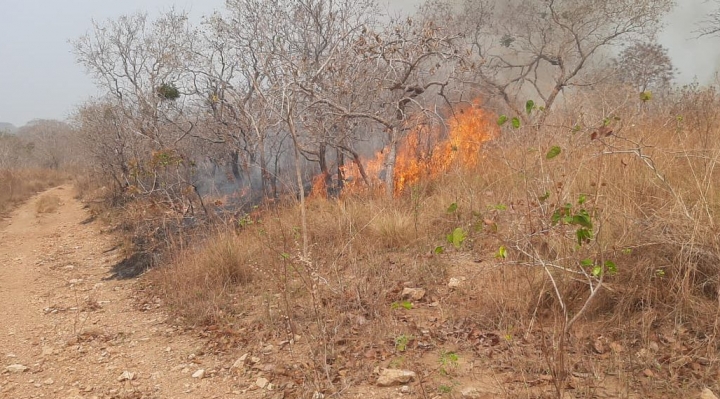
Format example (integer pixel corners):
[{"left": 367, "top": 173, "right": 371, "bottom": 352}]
[{"left": 658, "top": 0, "right": 720, "bottom": 85}]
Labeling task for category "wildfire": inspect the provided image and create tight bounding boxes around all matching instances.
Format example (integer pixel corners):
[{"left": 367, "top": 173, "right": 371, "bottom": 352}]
[{"left": 315, "top": 101, "right": 496, "bottom": 198}]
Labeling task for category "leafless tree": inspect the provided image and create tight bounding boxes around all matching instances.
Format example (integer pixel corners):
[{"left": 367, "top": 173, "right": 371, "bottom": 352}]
[
  {"left": 697, "top": 1, "right": 720, "bottom": 37},
  {"left": 614, "top": 42, "right": 675, "bottom": 93},
  {"left": 423, "top": 0, "right": 674, "bottom": 123}
]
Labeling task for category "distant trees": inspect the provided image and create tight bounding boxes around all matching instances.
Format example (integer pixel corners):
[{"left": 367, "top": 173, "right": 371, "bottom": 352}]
[
  {"left": 422, "top": 0, "right": 674, "bottom": 122},
  {"left": 698, "top": 1, "right": 720, "bottom": 37},
  {"left": 614, "top": 42, "right": 675, "bottom": 93}
]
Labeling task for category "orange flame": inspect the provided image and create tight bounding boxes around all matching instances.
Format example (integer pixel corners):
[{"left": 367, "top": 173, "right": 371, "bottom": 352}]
[
  {"left": 393, "top": 103, "right": 495, "bottom": 194},
  {"left": 333, "top": 101, "right": 495, "bottom": 197}
]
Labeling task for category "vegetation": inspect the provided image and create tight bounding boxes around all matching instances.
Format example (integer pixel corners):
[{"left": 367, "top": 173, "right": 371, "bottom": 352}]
[{"left": 9, "top": 0, "right": 720, "bottom": 397}]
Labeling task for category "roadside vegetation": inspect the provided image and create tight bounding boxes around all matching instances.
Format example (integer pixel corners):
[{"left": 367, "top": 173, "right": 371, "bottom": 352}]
[{"left": 5, "top": 0, "right": 720, "bottom": 396}]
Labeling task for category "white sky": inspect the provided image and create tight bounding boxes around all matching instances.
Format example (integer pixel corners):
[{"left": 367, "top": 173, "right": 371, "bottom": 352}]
[{"left": 0, "top": 0, "right": 716, "bottom": 127}]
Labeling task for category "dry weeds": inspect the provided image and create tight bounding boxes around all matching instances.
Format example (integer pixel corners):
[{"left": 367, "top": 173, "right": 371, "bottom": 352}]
[
  {"left": 0, "top": 169, "right": 67, "bottom": 215},
  {"left": 138, "top": 88, "right": 720, "bottom": 397}
]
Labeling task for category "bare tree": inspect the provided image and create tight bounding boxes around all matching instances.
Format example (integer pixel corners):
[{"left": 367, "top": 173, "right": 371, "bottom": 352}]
[
  {"left": 424, "top": 0, "right": 674, "bottom": 122},
  {"left": 697, "top": 1, "right": 720, "bottom": 37},
  {"left": 614, "top": 42, "right": 675, "bottom": 92}
]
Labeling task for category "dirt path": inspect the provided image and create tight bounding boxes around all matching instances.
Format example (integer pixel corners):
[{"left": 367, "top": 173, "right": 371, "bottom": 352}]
[{"left": 0, "top": 186, "right": 258, "bottom": 399}]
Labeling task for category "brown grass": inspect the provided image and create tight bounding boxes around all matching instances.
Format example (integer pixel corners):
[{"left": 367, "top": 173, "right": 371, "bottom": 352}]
[
  {"left": 35, "top": 194, "right": 62, "bottom": 214},
  {"left": 143, "top": 87, "right": 720, "bottom": 396},
  {"left": 0, "top": 169, "right": 67, "bottom": 215}
]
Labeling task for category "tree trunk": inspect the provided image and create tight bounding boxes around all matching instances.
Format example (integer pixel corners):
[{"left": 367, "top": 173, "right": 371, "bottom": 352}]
[
  {"left": 230, "top": 149, "right": 241, "bottom": 181},
  {"left": 336, "top": 148, "right": 344, "bottom": 195},
  {"left": 384, "top": 128, "right": 398, "bottom": 199}
]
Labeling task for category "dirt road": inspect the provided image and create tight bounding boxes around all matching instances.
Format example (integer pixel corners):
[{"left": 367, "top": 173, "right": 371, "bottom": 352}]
[{"left": 0, "top": 186, "right": 257, "bottom": 399}]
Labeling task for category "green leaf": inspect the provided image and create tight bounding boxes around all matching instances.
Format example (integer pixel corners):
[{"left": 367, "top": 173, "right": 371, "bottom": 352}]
[
  {"left": 495, "top": 246, "right": 507, "bottom": 259},
  {"left": 526, "top": 100, "right": 535, "bottom": 115},
  {"left": 578, "top": 194, "right": 587, "bottom": 205},
  {"left": 447, "top": 202, "right": 458, "bottom": 213},
  {"left": 572, "top": 210, "right": 593, "bottom": 229},
  {"left": 581, "top": 258, "right": 594, "bottom": 267},
  {"left": 446, "top": 228, "right": 467, "bottom": 249},
  {"left": 434, "top": 246, "right": 445, "bottom": 254},
  {"left": 546, "top": 146, "right": 562, "bottom": 160},
  {"left": 511, "top": 117, "right": 521, "bottom": 129},
  {"left": 576, "top": 228, "right": 593, "bottom": 246},
  {"left": 551, "top": 210, "right": 562, "bottom": 225},
  {"left": 497, "top": 115, "right": 508, "bottom": 126},
  {"left": 604, "top": 260, "right": 618, "bottom": 275},
  {"left": 603, "top": 117, "right": 611, "bottom": 127},
  {"left": 592, "top": 265, "right": 602, "bottom": 277}
]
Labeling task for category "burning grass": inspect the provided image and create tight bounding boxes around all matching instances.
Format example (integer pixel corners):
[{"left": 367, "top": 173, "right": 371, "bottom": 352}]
[{"left": 146, "top": 92, "right": 720, "bottom": 396}]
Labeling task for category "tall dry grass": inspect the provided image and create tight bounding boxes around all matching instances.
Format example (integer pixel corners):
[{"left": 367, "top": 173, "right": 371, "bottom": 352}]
[
  {"left": 144, "top": 86, "right": 720, "bottom": 394},
  {"left": 0, "top": 169, "right": 68, "bottom": 214}
]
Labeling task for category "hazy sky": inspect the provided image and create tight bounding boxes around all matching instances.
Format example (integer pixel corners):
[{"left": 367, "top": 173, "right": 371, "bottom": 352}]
[{"left": 0, "top": 0, "right": 716, "bottom": 127}]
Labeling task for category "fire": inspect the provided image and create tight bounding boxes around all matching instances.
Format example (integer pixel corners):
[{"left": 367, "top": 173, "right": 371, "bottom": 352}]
[
  {"left": 320, "top": 101, "right": 495, "bottom": 198},
  {"left": 393, "top": 103, "right": 495, "bottom": 194}
]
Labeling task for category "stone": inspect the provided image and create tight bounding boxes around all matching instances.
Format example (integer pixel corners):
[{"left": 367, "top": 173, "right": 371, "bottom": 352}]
[
  {"left": 232, "top": 354, "right": 248, "bottom": 369},
  {"left": 5, "top": 364, "right": 29, "bottom": 373},
  {"left": 376, "top": 369, "right": 416, "bottom": 387},
  {"left": 42, "top": 378, "right": 54, "bottom": 385},
  {"left": 461, "top": 387, "right": 490, "bottom": 398},
  {"left": 448, "top": 278, "right": 463, "bottom": 288},
  {"left": 255, "top": 377, "right": 269, "bottom": 389},
  {"left": 118, "top": 371, "right": 135, "bottom": 382},
  {"left": 400, "top": 385, "right": 411, "bottom": 394},
  {"left": 401, "top": 288, "right": 426, "bottom": 301},
  {"left": 701, "top": 388, "right": 719, "bottom": 399},
  {"left": 191, "top": 369, "right": 205, "bottom": 379}
]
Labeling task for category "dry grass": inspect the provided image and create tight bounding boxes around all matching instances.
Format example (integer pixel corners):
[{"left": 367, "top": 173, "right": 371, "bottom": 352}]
[
  {"left": 149, "top": 232, "right": 255, "bottom": 326},
  {"left": 143, "top": 87, "right": 720, "bottom": 396},
  {"left": 35, "top": 194, "right": 62, "bottom": 214},
  {"left": 0, "top": 169, "right": 67, "bottom": 215}
]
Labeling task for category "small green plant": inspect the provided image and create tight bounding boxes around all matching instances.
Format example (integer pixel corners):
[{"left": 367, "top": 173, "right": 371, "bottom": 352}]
[
  {"left": 439, "top": 351, "right": 459, "bottom": 375},
  {"left": 446, "top": 227, "right": 467, "bottom": 249},
  {"left": 391, "top": 300, "right": 413, "bottom": 310},
  {"left": 438, "top": 385, "right": 453, "bottom": 394},
  {"left": 495, "top": 246, "right": 507, "bottom": 259},
  {"left": 394, "top": 334, "right": 412, "bottom": 352},
  {"left": 551, "top": 195, "right": 594, "bottom": 246}
]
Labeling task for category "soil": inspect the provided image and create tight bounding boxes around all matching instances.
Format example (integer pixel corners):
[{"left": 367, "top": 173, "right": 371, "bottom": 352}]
[
  {"left": 0, "top": 186, "right": 261, "bottom": 398},
  {"left": 0, "top": 186, "right": 714, "bottom": 399}
]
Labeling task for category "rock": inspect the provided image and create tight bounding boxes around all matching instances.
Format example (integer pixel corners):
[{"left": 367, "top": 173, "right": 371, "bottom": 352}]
[
  {"left": 461, "top": 387, "right": 492, "bottom": 398},
  {"left": 118, "top": 371, "right": 136, "bottom": 382},
  {"left": 5, "top": 364, "right": 28, "bottom": 373},
  {"left": 42, "top": 378, "right": 54, "bottom": 385},
  {"left": 701, "top": 388, "right": 719, "bottom": 399},
  {"left": 448, "top": 277, "right": 463, "bottom": 288},
  {"left": 377, "top": 369, "right": 416, "bottom": 387},
  {"left": 191, "top": 369, "right": 205, "bottom": 379},
  {"left": 262, "top": 345, "right": 275, "bottom": 354},
  {"left": 401, "top": 288, "right": 426, "bottom": 301},
  {"left": 256, "top": 377, "right": 269, "bottom": 389},
  {"left": 400, "top": 385, "right": 411, "bottom": 394},
  {"left": 232, "top": 354, "right": 248, "bottom": 369},
  {"left": 642, "top": 369, "right": 654, "bottom": 378}
]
